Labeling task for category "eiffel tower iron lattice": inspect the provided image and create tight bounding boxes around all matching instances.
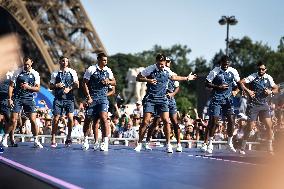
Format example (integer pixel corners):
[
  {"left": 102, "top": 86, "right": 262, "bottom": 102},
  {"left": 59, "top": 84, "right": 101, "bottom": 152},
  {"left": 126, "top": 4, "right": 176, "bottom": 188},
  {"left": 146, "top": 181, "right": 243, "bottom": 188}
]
[{"left": 0, "top": 0, "right": 106, "bottom": 86}]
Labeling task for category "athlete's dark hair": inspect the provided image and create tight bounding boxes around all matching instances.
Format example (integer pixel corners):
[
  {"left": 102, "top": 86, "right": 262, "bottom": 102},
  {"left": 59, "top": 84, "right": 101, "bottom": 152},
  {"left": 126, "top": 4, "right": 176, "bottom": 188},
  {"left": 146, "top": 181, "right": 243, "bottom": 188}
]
[
  {"left": 23, "top": 56, "right": 32, "bottom": 63},
  {"left": 219, "top": 55, "right": 230, "bottom": 64},
  {"left": 59, "top": 56, "right": 69, "bottom": 61},
  {"left": 156, "top": 53, "right": 166, "bottom": 61},
  {"left": 256, "top": 60, "right": 266, "bottom": 67},
  {"left": 97, "top": 52, "right": 107, "bottom": 60}
]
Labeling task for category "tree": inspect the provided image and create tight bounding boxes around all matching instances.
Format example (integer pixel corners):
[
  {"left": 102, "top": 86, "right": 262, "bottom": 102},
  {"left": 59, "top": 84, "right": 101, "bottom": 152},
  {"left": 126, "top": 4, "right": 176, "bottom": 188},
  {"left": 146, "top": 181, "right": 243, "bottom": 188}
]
[
  {"left": 211, "top": 36, "right": 273, "bottom": 78},
  {"left": 193, "top": 57, "right": 210, "bottom": 74},
  {"left": 278, "top": 36, "right": 284, "bottom": 53},
  {"left": 176, "top": 96, "right": 194, "bottom": 115}
]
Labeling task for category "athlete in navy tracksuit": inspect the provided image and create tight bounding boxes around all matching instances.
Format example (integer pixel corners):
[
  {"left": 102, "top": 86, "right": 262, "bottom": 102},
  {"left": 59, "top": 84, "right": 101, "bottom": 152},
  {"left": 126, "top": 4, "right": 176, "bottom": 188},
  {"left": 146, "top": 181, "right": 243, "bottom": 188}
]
[
  {"left": 0, "top": 71, "right": 17, "bottom": 149},
  {"left": 204, "top": 55, "right": 242, "bottom": 154},
  {"left": 82, "top": 52, "right": 116, "bottom": 152},
  {"left": 49, "top": 56, "right": 79, "bottom": 147},
  {"left": 145, "top": 57, "right": 183, "bottom": 152},
  {"left": 1, "top": 56, "right": 43, "bottom": 148},
  {"left": 134, "top": 53, "right": 196, "bottom": 153},
  {"left": 240, "top": 60, "right": 278, "bottom": 154}
]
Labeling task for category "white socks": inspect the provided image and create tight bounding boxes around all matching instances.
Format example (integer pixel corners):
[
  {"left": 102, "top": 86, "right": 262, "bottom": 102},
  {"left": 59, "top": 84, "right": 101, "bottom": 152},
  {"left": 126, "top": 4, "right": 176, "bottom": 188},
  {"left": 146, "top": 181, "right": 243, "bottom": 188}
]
[
  {"left": 3, "top": 134, "right": 8, "bottom": 140},
  {"left": 228, "top": 137, "right": 233, "bottom": 145},
  {"left": 103, "top": 137, "right": 108, "bottom": 144},
  {"left": 34, "top": 136, "right": 39, "bottom": 142},
  {"left": 208, "top": 137, "right": 213, "bottom": 146}
]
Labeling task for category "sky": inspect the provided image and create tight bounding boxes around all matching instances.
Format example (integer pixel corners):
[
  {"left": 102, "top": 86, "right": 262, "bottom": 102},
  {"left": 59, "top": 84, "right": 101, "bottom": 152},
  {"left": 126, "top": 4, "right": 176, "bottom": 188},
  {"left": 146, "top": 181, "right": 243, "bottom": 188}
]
[{"left": 81, "top": 0, "right": 284, "bottom": 61}]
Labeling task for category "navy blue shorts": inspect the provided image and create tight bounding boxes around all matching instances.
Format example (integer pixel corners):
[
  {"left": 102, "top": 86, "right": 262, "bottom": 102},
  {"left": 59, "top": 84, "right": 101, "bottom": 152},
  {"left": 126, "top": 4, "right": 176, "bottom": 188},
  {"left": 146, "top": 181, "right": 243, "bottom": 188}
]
[
  {"left": 53, "top": 99, "right": 75, "bottom": 115},
  {"left": 12, "top": 98, "right": 36, "bottom": 113},
  {"left": 143, "top": 96, "right": 169, "bottom": 115},
  {"left": 85, "top": 99, "right": 109, "bottom": 118},
  {"left": 246, "top": 103, "right": 271, "bottom": 121},
  {"left": 209, "top": 97, "right": 234, "bottom": 117},
  {"left": 0, "top": 99, "right": 10, "bottom": 116},
  {"left": 168, "top": 98, "right": 177, "bottom": 115}
]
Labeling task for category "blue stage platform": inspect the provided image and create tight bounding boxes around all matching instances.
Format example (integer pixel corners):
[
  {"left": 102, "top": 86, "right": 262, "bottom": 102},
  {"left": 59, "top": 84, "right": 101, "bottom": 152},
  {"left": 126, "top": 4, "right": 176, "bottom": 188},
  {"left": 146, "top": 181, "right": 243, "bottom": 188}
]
[{"left": 0, "top": 143, "right": 270, "bottom": 189}]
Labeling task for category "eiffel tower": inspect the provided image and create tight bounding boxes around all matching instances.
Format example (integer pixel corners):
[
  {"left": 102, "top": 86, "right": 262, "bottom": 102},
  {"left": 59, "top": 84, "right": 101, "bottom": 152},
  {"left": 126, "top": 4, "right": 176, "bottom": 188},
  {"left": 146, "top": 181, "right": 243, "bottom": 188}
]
[{"left": 0, "top": 0, "right": 106, "bottom": 86}]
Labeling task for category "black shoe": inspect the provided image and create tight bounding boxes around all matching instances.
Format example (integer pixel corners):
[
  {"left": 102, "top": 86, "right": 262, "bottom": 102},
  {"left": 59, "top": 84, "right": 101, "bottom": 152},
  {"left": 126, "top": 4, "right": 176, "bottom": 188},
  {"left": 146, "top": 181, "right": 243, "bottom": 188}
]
[
  {"left": 65, "top": 139, "right": 72, "bottom": 147},
  {"left": 0, "top": 147, "right": 4, "bottom": 153},
  {"left": 10, "top": 141, "right": 18, "bottom": 147}
]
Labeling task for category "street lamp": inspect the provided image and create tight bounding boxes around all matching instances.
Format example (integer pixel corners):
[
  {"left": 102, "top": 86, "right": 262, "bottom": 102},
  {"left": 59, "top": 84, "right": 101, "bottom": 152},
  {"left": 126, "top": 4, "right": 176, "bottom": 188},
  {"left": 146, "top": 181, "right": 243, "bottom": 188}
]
[{"left": 218, "top": 16, "right": 238, "bottom": 55}]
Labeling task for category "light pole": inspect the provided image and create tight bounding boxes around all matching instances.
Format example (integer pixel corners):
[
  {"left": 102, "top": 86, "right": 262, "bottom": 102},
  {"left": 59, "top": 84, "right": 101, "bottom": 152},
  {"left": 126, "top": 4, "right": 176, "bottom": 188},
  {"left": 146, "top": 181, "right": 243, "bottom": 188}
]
[{"left": 218, "top": 16, "right": 238, "bottom": 55}]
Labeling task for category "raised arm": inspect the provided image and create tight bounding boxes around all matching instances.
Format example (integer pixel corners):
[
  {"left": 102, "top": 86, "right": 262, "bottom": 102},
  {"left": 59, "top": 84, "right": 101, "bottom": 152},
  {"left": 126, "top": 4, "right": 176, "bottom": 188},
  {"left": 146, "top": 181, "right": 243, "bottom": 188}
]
[{"left": 171, "top": 72, "right": 197, "bottom": 81}]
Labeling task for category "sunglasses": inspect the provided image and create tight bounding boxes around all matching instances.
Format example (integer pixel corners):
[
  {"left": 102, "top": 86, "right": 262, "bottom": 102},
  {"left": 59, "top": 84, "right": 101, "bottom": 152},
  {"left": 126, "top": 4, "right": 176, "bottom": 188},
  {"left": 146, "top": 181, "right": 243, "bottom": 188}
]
[{"left": 258, "top": 68, "right": 266, "bottom": 71}]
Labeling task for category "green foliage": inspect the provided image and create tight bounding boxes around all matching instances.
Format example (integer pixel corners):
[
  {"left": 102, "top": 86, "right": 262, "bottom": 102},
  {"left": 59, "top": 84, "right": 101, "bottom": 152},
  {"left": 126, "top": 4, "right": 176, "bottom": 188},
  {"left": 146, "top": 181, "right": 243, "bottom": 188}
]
[
  {"left": 107, "top": 53, "right": 146, "bottom": 93},
  {"left": 278, "top": 37, "right": 284, "bottom": 53},
  {"left": 176, "top": 96, "right": 193, "bottom": 114},
  {"left": 193, "top": 57, "right": 210, "bottom": 74},
  {"left": 265, "top": 51, "right": 284, "bottom": 83}
]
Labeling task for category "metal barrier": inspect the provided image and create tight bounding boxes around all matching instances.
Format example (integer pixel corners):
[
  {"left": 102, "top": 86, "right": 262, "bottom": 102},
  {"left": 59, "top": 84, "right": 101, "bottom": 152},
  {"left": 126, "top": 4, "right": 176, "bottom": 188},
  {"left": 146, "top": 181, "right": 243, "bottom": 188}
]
[{"left": 12, "top": 134, "right": 260, "bottom": 150}]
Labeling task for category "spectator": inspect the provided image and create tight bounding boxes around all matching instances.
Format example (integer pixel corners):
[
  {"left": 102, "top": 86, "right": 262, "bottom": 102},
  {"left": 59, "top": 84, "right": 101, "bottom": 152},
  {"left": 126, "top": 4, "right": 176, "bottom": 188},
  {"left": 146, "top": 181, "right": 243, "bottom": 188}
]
[
  {"left": 111, "top": 114, "right": 120, "bottom": 137},
  {"left": 183, "top": 124, "right": 195, "bottom": 140},
  {"left": 57, "top": 117, "right": 67, "bottom": 136},
  {"left": 43, "top": 115, "right": 52, "bottom": 135},
  {"left": 131, "top": 114, "right": 141, "bottom": 132},
  {"left": 71, "top": 116, "right": 84, "bottom": 138},
  {"left": 23, "top": 118, "right": 32, "bottom": 135},
  {"left": 152, "top": 121, "right": 165, "bottom": 139},
  {"left": 214, "top": 125, "right": 225, "bottom": 141},
  {"left": 233, "top": 115, "right": 247, "bottom": 150},
  {"left": 121, "top": 119, "right": 138, "bottom": 139},
  {"left": 133, "top": 101, "right": 143, "bottom": 118}
]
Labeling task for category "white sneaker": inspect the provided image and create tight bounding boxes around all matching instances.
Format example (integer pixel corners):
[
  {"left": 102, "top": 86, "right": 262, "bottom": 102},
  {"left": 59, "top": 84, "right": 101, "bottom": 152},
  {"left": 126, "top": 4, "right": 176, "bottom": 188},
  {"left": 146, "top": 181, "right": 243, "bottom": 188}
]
[
  {"left": 1, "top": 138, "right": 8, "bottom": 148},
  {"left": 176, "top": 143, "right": 183, "bottom": 152},
  {"left": 200, "top": 143, "right": 208, "bottom": 152},
  {"left": 227, "top": 143, "right": 237, "bottom": 153},
  {"left": 134, "top": 143, "right": 142, "bottom": 152},
  {"left": 239, "top": 149, "right": 246, "bottom": 155},
  {"left": 82, "top": 140, "right": 89, "bottom": 151},
  {"left": 207, "top": 144, "right": 213, "bottom": 154},
  {"left": 34, "top": 141, "right": 43, "bottom": 148},
  {"left": 100, "top": 142, "right": 108, "bottom": 151},
  {"left": 166, "top": 144, "right": 173, "bottom": 153},
  {"left": 144, "top": 142, "right": 152, "bottom": 151},
  {"left": 93, "top": 143, "right": 100, "bottom": 151}
]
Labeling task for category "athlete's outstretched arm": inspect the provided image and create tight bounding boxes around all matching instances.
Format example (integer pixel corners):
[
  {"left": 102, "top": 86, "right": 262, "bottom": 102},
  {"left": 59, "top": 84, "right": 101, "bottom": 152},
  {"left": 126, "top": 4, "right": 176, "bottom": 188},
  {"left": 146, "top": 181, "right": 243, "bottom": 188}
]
[{"left": 171, "top": 72, "right": 197, "bottom": 81}]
